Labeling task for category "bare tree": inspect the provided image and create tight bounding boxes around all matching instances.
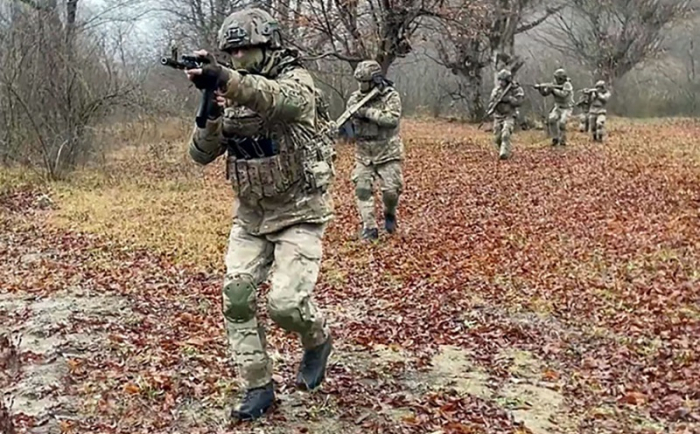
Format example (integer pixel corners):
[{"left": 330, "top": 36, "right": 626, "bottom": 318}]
[
  {"left": 153, "top": 0, "right": 257, "bottom": 51},
  {"left": 277, "top": 0, "right": 453, "bottom": 74},
  {"left": 429, "top": 0, "right": 563, "bottom": 120},
  {"left": 0, "top": 0, "right": 143, "bottom": 178},
  {"left": 540, "top": 0, "right": 692, "bottom": 86}
]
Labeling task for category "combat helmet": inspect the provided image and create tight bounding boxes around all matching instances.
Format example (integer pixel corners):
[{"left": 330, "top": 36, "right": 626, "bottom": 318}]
[
  {"left": 553, "top": 68, "right": 567, "bottom": 80},
  {"left": 595, "top": 80, "right": 606, "bottom": 88},
  {"left": 218, "top": 8, "right": 282, "bottom": 52},
  {"left": 354, "top": 60, "right": 382, "bottom": 82},
  {"left": 497, "top": 69, "right": 512, "bottom": 82}
]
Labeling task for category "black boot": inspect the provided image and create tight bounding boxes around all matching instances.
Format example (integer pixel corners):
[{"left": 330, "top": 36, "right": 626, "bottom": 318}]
[
  {"left": 230, "top": 382, "right": 275, "bottom": 421},
  {"left": 551, "top": 138, "right": 559, "bottom": 146},
  {"left": 295, "top": 336, "right": 333, "bottom": 391},
  {"left": 384, "top": 213, "right": 397, "bottom": 234},
  {"left": 362, "top": 227, "right": 378, "bottom": 240}
]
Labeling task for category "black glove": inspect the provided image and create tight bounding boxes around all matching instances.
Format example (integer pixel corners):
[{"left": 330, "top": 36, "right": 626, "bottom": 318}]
[{"left": 190, "top": 53, "right": 229, "bottom": 91}]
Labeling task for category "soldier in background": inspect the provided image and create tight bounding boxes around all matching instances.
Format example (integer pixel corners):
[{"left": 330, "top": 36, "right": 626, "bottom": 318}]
[
  {"left": 347, "top": 60, "right": 404, "bottom": 241},
  {"left": 586, "top": 80, "right": 612, "bottom": 142},
  {"left": 576, "top": 89, "right": 593, "bottom": 133},
  {"left": 184, "top": 7, "right": 334, "bottom": 421},
  {"left": 535, "top": 68, "right": 574, "bottom": 146},
  {"left": 487, "top": 69, "right": 525, "bottom": 160}
]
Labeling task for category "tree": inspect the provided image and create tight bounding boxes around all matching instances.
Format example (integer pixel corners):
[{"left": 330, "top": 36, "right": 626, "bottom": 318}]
[
  {"left": 540, "top": 0, "right": 692, "bottom": 86},
  {"left": 430, "top": 0, "right": 563, "bottom": 120},
  {"left": 0, "top": 0, "right": 143, "bottom": 178},
  {"left": 278, "top": 0, "right": 451, "bottom": 74}
]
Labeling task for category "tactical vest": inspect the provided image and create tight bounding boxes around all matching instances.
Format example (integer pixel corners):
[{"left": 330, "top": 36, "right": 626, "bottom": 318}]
[{"left": 223, "top": 68, "right": 334, "bottom": 201}]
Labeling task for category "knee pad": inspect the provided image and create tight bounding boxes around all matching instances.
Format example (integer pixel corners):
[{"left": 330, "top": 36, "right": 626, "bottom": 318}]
[
  {"left": 355, "top": 185, "right": 372, "bottom": 201},
  {"left": 382, "top": 190, "right": 399, "bottom": 210},
  {"left": 222, "top": 273, "right": 256, "bottom": 322}
]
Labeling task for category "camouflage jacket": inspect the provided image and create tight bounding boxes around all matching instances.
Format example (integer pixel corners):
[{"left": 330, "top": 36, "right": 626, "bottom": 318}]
[
  {"left": 589, "top": 90, "right": 611, "bottom": 114},
  {"left": 550, "top": 80, "right": 574, "bottom": 109},
  {"left": 347, "top": 86, "right": 403, "bottom": 165},
  {"left": 188, "top": 53, "right": 334, "bottom": 236},
  {"left": 489, "top": 82, "right": 525, "bottom": 118}
]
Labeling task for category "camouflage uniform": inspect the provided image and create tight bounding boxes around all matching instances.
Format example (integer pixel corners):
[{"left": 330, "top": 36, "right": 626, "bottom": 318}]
[
  {"left": 538, "top": 68, "right": 574, "bottom": 145},
  {"left": 347, "top": 60, "right": 403, "bottom": 240},
  {"left": 187, "top": 8, "right": 334, "bottom": 420},
  {"left": 587, "top": 80, "right": 611, "bottom": 142},
  {"left": 577, "top": 93, "right": 592, "bottom": 133},
  {"left": 488, "top": 69, "right": 525, "bottom": 160}
]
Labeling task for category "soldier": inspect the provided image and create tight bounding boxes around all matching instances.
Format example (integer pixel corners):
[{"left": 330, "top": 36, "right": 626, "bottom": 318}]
[
  {"left": 535, "top": 68, "right": 574, "bottom": 146},
  {"left": 184, "top": 8, "right": 334, "bottom": 421},
  {"left": 488, "top": 69, "right": 525, "bottom": 160},
  {"left": 347, "top": 60, "right": 403, "bottom": 241},
  {"left": 576, "top": 90, "right": 592, "bottom": 133},
  {"left": 587, "top": 80, "right": 611, "bottom": 142}
]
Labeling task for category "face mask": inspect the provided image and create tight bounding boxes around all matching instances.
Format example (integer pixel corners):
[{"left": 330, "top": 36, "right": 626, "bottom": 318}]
[
  {"left": 229, "top": 47, "right": 264, "bottom": 72},
  {"left": 499, "top": 79, "right": 508, "bottom": 88},
  {"left": 360, "top": 81, "right": 372, "bottom": 92}
]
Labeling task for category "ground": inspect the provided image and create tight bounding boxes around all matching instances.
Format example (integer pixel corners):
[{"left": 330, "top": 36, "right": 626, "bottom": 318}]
[{"left": 1, "top": 117, "right": 699, "bottom": 434}]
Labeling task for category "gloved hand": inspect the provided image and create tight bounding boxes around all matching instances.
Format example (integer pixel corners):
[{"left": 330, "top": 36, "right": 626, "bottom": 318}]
[
  {"left": 354, "top": 107, "right": 369, "bottom": 119},
  {"left": 185, "top": 50, "right": 231, "bottom": 91}
]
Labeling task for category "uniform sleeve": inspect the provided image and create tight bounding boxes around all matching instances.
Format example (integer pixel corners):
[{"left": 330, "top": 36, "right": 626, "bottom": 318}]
[
  {"left": 365, "top": 89, "right": 401, "bottom": 128},
  {"left": 597, "top": 90, "right": 611, "bottom": 103},
  {"left": 488, "top": 87, "right": 500, "bottom": 105},
  {"left": 509, "top": 85, "right": 525, "bottom": 107},
  {"left": 553, "top": 82, "right": 573, "bottom": 98},
  {"left": 188, "top": 118, "right": 226, "bottom": 165},
  {"left": 221, "top": 67, "right": 314, "bottom": 123}
]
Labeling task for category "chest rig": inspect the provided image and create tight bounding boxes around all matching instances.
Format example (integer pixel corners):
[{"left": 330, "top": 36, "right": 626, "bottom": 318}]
[
  {"left": 223, "top": 104, "right": 303, "bottom": 200},
  {"left": 222, "top": 85, "right": 334, "bottom": 200}
]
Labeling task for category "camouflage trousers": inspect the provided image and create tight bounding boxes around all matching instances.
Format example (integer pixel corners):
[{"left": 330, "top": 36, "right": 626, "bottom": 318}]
[
  {"left": 548, "top": 107, "right": 572, "bottom": 144},
  {"left": 222, "top": 220, "right": 330, "bottom": 389},
  {"left": 588, "top": 112, "right": 607, "bottom": 141},
  {"left": 578, "top": 113, "right": 590, "bottom": 133},
  {"left": 351, "top": 160, "right": 403, "bottom": 230},
  {"left": 493, "top": 116, "right": 515, "bottom": 158}
]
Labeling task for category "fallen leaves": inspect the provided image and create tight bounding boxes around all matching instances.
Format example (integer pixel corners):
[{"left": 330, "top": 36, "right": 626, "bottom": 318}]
[{"left": 1, "top": 118, "right": 699, "bottom": 433}]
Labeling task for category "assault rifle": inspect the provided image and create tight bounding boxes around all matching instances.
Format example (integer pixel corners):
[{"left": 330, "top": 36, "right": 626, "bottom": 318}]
[
  {"left": 333, "top": 75, "right": 393, "bottom": 135},
  {"left": 160, "top": 47, "right": 226, "bottom": 129},
  {"left": 478, "top": 82, "right": 513, "bottom": 128},
  {"left": 575, "top": 88, "right": 597, "bottom": 108},
  {"left": 533, "top": 83, "right": 565, "bottom": 91}
]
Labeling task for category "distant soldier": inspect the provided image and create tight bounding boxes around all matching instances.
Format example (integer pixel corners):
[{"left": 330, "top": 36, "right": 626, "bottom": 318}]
[
  {"left": 347, "top": 60, "right": 403, "bottom": 241},
  {"left": 576, "top": 90, "right": 593, "bottom": 133},
  {"left": 586, "top": 80, "right": 611, "bottom": 142},
  {"left": 534, "top": 68, "right": 574, "bottom": 146},
  {"left": 487, "top": 69, "right": 525, "bottom": 160}
]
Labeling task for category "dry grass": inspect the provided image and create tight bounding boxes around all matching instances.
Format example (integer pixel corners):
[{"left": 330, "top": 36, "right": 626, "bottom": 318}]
[{"left": 29, "top": 116, "right": 697, "bottom": 271}]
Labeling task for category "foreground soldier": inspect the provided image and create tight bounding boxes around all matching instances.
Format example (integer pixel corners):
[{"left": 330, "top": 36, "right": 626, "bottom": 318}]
[
  {"left": 347, "top": 60, "right": 403, "bottom": 240},
  {"left": 184, "top": 8, "right": 334, "bottom": 421},
  {"left": 488, "top": 69, "right": 525, "bottom": 160},
  {"left": 587, "top": 80, "right": 611, "bottom": 142},
  {"left": 535, "top": 68, "right": 574, "bottom": 146}
]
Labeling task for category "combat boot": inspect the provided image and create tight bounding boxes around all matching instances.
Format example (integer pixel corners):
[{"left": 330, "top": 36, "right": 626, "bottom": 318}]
[
  {"left": 551, "top": 138, "right": 559, "bottom": 146},
  {"left": 362, "top": 227, "right": 378, "bottom": 240},
  {"left": 230, "top": 382, "right": 275, "bottom": 421},
  {"left": 295, "top": 335, "right": 333, "bottom": 391},
  {"left": 384, "top": 213, "right": 397, "bottom": 234}
]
